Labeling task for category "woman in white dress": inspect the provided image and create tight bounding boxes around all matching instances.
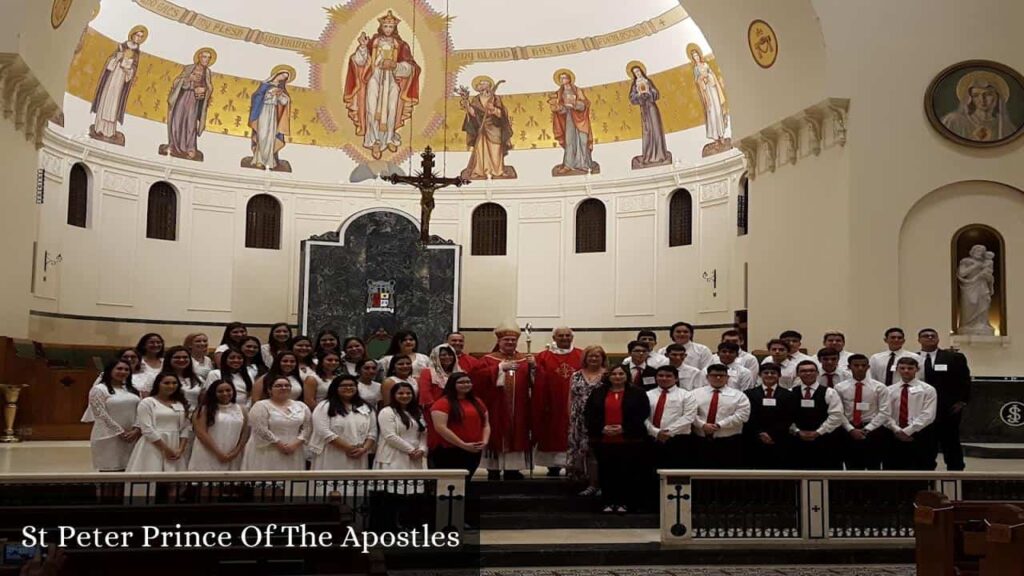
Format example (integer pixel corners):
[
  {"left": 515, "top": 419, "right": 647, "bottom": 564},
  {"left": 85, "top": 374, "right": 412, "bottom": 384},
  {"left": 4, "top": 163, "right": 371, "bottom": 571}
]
[
  {"left": 304, "top": 351, "right": 341, "bottom": 409},
  {"left": 355, "top": 359, "right": 382, "bottom": 410},
  {"left": 314, "top": 329, "right": 341, "bottom": 359},
  {"left": 163, "top": 345, "right": 200, "bottom": 411},
  {"left": 214, "top": 322, "right": 248, "bottom": 365},
  {"left": 189, "top": 380, "right": 248, "bottom": 471},
  {"left": 185, "top": 333, "right": 214, "bottom": 382},
  {"left": 85, "top": 359, "right": 142, "bottom": 471},
  {"left": 241, "top": 336, "right": 269, "bottom": 381},
  {"left": 262, "top": 323, "right": 293, "bottom": 367},
  {"left": 380, "top": 356, "right": 416, "bottom": 410},
  {"left": 204, "top": 348, "right": 254, "bottom": 408},
  {"left": 126, "top": 373, "right": 191, "bottom": 472},
  {"left": 242, "top": 377, "right": 312, "bottom": 471},
  {"left": 291, "top": 335, "right": 316, "bottom": 382},
  {"left": 378, "top": 330, "right": 431, "bottom": 381},
  {"left": 342, "top": 337, "right": 368, "bottom": 376},
  {"left": 252, "top": 352, "right": 304, "bottom": 403},
  {"left": 309, "top": 375, "right": 377, "bottom": 470},
  {"left": 375, "top": 382, "right": 427, "bottom": 470},
  {"left": 134, "top": 333, "right": 166, "bottom": 396}
]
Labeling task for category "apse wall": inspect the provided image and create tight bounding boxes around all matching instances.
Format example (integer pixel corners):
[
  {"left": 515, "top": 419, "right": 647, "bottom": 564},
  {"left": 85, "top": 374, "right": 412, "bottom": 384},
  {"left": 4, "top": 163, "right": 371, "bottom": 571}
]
[{"left": 32, "top": 127, "right": 748, "bottom": 351}]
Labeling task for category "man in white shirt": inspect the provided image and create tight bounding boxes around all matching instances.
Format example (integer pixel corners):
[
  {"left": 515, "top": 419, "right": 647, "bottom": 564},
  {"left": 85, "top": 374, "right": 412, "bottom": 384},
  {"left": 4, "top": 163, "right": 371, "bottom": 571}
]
[
  {"left": 706, "top": 342, "right": 754, "bottom": 391},
  {"left": 869, "top": 327, "right": 921, "bottom": 386},
  {"left": 636, "top": 330, "right": 669, "bottom": 367},
  {"left": 712, "top": 329, "right": 761, "bottom": 375},
  {"left": 621, "top": 341, "right": 658, "bottom": 390},
  {"left": 816, "top": 348, "right": 851, "bottom": 389},
  {"left": 788, "top": 360, "right": 845, "bottom": 470},
  {"left": 646, "top": 366, "right": 698, "bottom": 470},
  {"left": 656, "top": 322, "right": 712, "bottom": 370},
  {"left": 764, "top": 339, "right": 797, "bottom": 389},
  {"left": 665, "top": 343, "right": 704, "bottom": 391},
  {"left": 780, "top": 330, "right": 817, "bottom": 366},
  {"left": 885, "top": 357, "right": 938, "bottom": 470},
  {"left": 822, "top": 330, "right": 854, "bottom": 371},
  {"left": 835, "top": 353, "right": 891, "bottom": 470},
  {"left": 692, "top": 364, "right": 750, "bottom": 469}
]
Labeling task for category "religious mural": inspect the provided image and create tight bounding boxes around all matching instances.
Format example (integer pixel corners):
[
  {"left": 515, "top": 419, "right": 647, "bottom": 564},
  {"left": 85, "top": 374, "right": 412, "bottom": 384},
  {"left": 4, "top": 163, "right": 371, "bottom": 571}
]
[
  {"left": 458, "top": 76, "right": 517, "bottom": 180},
  {"left": 627, "top": 61, "right": 672, "bottom": 169},
  {"left": 158, "top": 48, "right": 215, "bottom": 161},
  {"left": 89, "top": 25, "right": 147, "bottom": 146},
  {"left": 687, "top": 44, "right": 732, "bottom": 158},
  {"left": 241, "top": 65, "right": 295, "bottom": 172},
  {"left": 549, "top": 69, "right": 600, "bottom": 177},
  {"left": 925, "top": 60, "right": 1024, "bottom": 148}
]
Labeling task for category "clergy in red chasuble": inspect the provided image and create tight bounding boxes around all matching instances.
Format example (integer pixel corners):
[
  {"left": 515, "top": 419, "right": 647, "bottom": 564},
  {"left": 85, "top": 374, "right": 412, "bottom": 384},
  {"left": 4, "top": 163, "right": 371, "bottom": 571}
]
[
  {"left": 470, "top": 321, "right": 534, "bottom": 479},
  {"left": 533, "top": 327, "right": 584, "bottom": 475}
]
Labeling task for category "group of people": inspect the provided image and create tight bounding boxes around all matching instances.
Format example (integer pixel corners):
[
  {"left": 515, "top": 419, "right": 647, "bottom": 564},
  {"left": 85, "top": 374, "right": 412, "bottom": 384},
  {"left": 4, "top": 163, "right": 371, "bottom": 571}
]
[{"left": 83, "top": 321, "right": 971, "bottom": 513}]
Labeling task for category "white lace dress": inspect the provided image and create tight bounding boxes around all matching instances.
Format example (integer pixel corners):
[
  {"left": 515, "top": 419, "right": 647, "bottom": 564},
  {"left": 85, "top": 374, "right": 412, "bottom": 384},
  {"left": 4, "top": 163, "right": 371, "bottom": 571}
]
[
  {"left": 242, "top": 400, "right": 311, "bottom": 471},
  {"left": 84, "top": 384, "right": 140, "bottom": 471}
]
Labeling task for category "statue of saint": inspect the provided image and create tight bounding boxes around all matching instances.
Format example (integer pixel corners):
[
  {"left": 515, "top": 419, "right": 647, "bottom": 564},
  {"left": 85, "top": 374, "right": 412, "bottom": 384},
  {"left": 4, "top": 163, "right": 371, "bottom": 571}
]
[{"left": 957, "top": 244, "right": 996, "bottom": 335}]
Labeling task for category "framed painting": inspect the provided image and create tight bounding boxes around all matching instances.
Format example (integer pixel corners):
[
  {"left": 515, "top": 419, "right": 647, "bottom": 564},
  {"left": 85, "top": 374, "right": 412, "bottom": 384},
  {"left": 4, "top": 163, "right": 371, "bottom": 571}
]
[{"left": 925, "top": 60, "right": 1024, "bottom": 148}]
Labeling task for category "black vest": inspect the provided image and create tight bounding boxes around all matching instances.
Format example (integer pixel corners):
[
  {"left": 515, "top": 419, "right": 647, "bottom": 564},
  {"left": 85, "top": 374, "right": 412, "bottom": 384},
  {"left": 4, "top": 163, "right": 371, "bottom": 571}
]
[{"left": 793, "top": 385, "right": 829, "bottom": 431}]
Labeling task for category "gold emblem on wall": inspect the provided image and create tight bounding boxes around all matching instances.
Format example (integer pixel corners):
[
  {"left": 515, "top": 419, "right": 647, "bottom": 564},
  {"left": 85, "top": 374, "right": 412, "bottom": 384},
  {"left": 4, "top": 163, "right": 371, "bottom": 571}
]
[
  {"left": 51, "top": 0, "right": 74, "bottom": 29},
  {"left": 748, "top": 20, "right": 778, "bottom": 69}
]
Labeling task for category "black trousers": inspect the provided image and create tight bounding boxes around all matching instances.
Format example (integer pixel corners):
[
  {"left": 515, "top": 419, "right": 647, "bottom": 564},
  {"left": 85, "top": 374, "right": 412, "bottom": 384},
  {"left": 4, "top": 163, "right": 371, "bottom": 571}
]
[
  {"left": 841, "top": 427, "right": 888, "bottom": 470},
  {"left": 884, "top": 427, "right": 937, "bottom": 471},
  {"left": 695, "top": 435, "right": 743, "bottom": 469},
  {"left": 431, "top": 446, "right": 482, "bottom": 479},
  {"left": 652, "top": 434, "right": 693, "bottom": 470},
  {"left": 792, "top": 432, "right": 842, "bottom": 470},
  {"left": 595, "top": 441, "right": 649, "bottom": 507},
  {"left": 744, "top": 433, "right": 791, "bottom": 470},
  {"left": 935, "top": 409, "right": 965, "bottom": 471}
]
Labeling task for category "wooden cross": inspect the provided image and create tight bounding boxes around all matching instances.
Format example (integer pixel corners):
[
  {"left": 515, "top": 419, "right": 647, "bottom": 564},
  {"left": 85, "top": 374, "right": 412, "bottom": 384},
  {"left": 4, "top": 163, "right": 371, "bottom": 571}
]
[{"left": 383, "top": 146, "right": 469, "bottom": 244}]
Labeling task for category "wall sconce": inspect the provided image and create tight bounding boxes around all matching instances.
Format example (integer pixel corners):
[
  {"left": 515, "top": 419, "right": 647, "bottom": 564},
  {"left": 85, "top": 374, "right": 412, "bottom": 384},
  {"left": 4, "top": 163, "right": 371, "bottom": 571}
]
[
  {"left": 703, "top": 269, "right": 718, "bottom": 298},
  {"left": 43, "top": 250, "right": 62, "bottom": 282}
]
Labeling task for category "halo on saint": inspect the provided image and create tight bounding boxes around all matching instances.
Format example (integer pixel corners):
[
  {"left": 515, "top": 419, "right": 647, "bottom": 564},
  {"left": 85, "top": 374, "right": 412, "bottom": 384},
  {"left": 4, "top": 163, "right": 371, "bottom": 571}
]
[
  {"left": 128, "top": 25, "right": 149, "bottom": 43},
  {"left": 269, "top": 64, "right": 297, "bottom": 83},
  {"left": 957, "top": 70, "right": 1010, "bottom": 103},
  {"left": 686, "top": 43, "right": 704, "bottom": 62},
  {"left": 626, "top": 60, "right": 647, "bottom": 79},
  {"left": 552, "top": 68, "right": 576, "bottom": 85},
  {"left": 378, "top": 10, "right": 401, "bottom": 25},
  {"left": 472, "top": 75, "right": 495, "bottom": 91},
  {"left": 194, "top": 47, "right": 217, "bottom": 67}
]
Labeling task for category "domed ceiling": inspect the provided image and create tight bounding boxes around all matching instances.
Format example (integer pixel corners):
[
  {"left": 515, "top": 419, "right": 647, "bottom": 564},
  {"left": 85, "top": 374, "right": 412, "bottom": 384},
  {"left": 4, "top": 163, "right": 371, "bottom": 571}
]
[{"left": 61, "top": 0, "right": 731, "bottom": 181}]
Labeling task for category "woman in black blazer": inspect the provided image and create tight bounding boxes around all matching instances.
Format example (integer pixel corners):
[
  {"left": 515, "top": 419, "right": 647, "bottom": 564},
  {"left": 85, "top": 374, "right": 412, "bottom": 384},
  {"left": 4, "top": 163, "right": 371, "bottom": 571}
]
[{"left": 584, "top": 364, "right": 651, "bottom": 513}]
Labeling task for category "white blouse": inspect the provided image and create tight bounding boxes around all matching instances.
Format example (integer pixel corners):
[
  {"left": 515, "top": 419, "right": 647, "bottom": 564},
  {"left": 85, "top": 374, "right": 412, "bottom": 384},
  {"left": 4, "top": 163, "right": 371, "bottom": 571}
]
[
  {"left": 375, "top": 406, "right": 427, "bottom": 470},
  {"left": 191, "top": 355, "right": 214, "bottom": 382},
  {"left": 308, "top": 402, "right": 377, "bottom": 470},
  {"left": 188, "top": 403, "right": 247, "bottom": 471},
  {"left": 84, "top": 384, "right": 140, "bottom": 441},
  {"left": 204, "top": 369, "right": 252, "bottom": 407},
  {"left": 378, "top": 353, "right": 431, "bottom": 380}
]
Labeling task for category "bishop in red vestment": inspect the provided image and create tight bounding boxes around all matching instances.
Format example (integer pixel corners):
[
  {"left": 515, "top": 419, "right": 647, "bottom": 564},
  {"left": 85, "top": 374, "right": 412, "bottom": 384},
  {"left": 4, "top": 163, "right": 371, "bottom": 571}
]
[
  {"left": 533, "top": 327, "right": 584, "bottom": 475},
  {"left": 470, "top": 321, "right": 534, "bottom": 479}
]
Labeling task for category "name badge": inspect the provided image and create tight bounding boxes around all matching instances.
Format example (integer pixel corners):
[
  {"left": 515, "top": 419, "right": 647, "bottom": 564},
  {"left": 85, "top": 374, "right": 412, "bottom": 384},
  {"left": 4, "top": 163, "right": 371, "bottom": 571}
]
[
  {"left": 935, "top": 364, "right": 948, "bottom": 372},
  {"left": 763, "top": 398, "right": 777, "bottom": 407},
  {"left": 909, "top": 387, "right": 921, "bottom": 394},
  {"left": 855, "top": 402, "right": 870, "bottom": 411},
  {"left": 642, "top": 376, "right": 656, "bottom": 386},
  {"left": 801, "top": 399, "right": 815, "bottom": 408},
  {"left": 890, "top": 364, "right": 897, "bottom": 372}
]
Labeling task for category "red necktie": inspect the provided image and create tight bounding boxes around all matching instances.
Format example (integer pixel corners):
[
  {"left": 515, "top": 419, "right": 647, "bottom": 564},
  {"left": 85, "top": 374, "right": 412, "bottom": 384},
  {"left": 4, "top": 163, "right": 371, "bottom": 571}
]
[
  {"left": 765, "top": 386, "right": 773, "bottom": 399},
  {"left": 652, "top": 388, "right": 669, "bottom": 427},
  {"left": 804, "top": 386, "right": 813, "bottom": 400},
  {"left": 634, "top": 367, "right": 643, "bottom": 387},
  {"left": 852, "top": 382, "right": 864, "bottom": 427},
  {"left": 706, "top": 389, "right": 721, "bottom": 424},
  {"left": 899, "top": 384, "right": 910, "bottom": 428},
  {"left": 826, "top": 374, "right": 835, "bottom": 388}
]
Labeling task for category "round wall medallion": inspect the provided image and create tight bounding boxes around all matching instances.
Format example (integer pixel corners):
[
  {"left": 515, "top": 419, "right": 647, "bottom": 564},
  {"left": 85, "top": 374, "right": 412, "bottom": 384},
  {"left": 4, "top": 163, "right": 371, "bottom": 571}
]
[
  {"left": 51, "top": 0, "right": 74, "bottom": 29},
  {"left": 1000, "top": 401, "right": 1024, "bottom": 427},
  {"left": 748, "top": 19, "right": 778, "bottom": 69}
]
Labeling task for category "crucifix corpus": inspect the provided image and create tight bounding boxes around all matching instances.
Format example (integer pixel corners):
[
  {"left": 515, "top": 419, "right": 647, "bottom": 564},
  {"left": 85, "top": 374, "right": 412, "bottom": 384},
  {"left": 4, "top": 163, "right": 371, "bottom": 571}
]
[{"left": 384, "top": 146, "right": 470, "bottom": 244}]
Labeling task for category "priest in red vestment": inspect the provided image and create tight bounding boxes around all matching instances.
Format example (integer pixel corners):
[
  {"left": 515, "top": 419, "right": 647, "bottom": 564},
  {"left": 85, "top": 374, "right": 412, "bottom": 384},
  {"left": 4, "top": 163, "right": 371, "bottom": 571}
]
[
  {"left": 470, "top": 321, "right": 534, "bottom": 480},
  {"left": 533, "top": 327, "right": 584, "bottom": 476}
]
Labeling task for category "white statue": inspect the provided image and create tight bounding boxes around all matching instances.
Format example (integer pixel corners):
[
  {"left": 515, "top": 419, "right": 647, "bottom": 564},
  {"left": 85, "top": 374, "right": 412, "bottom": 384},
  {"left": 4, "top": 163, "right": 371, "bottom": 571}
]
[{"left": 957, "top": 244, "right": 996, "bottom": 335}]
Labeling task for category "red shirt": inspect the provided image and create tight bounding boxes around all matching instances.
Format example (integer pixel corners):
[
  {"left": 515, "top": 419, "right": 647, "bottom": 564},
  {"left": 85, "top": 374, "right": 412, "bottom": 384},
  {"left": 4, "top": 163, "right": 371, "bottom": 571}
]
[
  {"left": 603, "top": 389, "right": 625, "bottom": 444},
  {"left": 431, "top": 397, "right": 487, "bottom": 448}
]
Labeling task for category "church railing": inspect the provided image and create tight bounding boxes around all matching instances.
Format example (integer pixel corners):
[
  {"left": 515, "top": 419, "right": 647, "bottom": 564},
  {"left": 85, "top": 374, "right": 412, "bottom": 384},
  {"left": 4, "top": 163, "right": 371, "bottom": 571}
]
[{"left": 659, "top": 470, "right": 1024, "bottom": 545}]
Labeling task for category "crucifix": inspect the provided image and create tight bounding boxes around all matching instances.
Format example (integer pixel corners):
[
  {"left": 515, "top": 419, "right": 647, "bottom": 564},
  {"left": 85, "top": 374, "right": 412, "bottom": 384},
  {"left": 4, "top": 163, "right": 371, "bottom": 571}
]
[{"left": 383, "top": 146, "right": 469, "bottom": 244}]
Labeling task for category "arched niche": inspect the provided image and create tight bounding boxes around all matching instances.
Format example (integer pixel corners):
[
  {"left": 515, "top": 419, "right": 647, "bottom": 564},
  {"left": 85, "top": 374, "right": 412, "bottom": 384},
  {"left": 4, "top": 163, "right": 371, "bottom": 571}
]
[{"left": 951, "top": 224, "right": 1007, "bottom": 336}]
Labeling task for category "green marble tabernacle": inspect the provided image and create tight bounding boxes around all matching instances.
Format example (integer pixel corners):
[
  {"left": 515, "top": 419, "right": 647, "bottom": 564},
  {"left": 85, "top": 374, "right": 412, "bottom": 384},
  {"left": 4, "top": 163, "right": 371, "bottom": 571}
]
[{"left": 299, "top": 211, "right": 460, "bottom": 353}]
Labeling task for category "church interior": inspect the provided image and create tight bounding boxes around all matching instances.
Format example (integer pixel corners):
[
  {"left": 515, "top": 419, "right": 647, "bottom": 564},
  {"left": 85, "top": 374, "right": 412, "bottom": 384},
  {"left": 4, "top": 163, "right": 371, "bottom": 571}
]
[{"left": 1, "top": 0, "right": 1023, "bottom": 574}]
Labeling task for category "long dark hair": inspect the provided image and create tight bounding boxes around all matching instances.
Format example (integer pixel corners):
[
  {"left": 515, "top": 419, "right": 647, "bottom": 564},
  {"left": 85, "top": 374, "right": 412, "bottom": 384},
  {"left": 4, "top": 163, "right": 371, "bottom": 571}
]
[
  {"left": 315, "top": 351, "right": 342, "bottom": 380},
  {"left": 290, "top": 335, "right": 315, "bottom": 369},
  {"left": 388, "top": 381, "right": 425, "bottom": 432},
  {"left": 440, "top": 372, "right": 484, "bottom": 425},
  {"left": 342, "top": 337, "right": 367, "bottom": 364},
  {"left": 163, "top": 345, "right": 197, "bottom": 387},
  {"left": 356, "top": 358, "right": 378, "bottom": 381},
  {"left": 325, "top": 374, "right": 367, "bottom": 418},
  {"left": 135, "top": 333, "right": 165, "bottom": 359},
  {"left": 219, "top": 348, "right": 253, "bottom": 394},
  {"left": 148, "top": 372, "right": 189, "bottom": 412},
  {"left": 241, "top": 336, "right": 269, "bottom": 377},
  {"left": 314, "top": 329, "right": 341, "bottom": 357},
  {"left": 266, "top": 322, "right": 293, "bottom": 356},
  {"left": 114, "top": 348, "right": 142, "bottom": 373},
  {"left": 386, "top": 354, "right": 414, "bottom": 378},
  {"left": 262, "top": 351, "right": 300, "bottom": 397},
  {"left": 99, "top": 359, "right": 140, "bottom": 396},
  {"left": 602, "top": 364, "right": 630, "bottom": 389},
  {"left": 199, "top": 379, "right": 237, "bottom": 428},
  {"left": 219, "top": 322, "right": 248, "bottom": 347},
  {"left": 385, "top": 330, "right": 419, "bottom": 356}
]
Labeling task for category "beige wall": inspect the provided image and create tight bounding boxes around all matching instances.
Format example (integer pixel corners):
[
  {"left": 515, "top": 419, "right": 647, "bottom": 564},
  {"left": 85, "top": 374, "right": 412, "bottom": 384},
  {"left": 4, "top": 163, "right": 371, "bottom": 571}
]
[{"left": 0, "top": 117, "right": 40, "bottom": 337}]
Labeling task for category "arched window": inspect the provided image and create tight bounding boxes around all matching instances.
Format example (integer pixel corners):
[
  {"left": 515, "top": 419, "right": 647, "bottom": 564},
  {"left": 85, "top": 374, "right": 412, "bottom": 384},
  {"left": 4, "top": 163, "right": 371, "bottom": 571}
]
[
  {"left": 471, "top": 203, "right": 507, "bottom": 256},
  {"left": 668, "top": 188, "right": 693, "bottom": 247},
  {"left": 575, "top": 198, "right": 606, "bottom": 253},
  {"left": 246, "top": 194, "right": 281, "bottom": 250},
  {"left": 146, "top": 181, "right": 177, "bottom": 241},
  {"left": 67, "top": 163, "right": 89, "bottom": 228},
  {"left": 738, "top": 173, "right": 749, "bottom": 236}
]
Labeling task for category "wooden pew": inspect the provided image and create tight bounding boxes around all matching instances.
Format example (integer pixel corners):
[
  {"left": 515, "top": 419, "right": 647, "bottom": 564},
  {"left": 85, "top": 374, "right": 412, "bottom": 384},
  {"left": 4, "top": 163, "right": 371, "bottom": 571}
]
[{"left": 915, "top": 490, "right": 1024, "bottom": 576}]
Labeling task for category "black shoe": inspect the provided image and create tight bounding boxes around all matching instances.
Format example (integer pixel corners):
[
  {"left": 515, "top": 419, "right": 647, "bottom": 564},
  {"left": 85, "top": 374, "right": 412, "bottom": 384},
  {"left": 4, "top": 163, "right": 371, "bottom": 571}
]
[
  {"left": 487, "top": 470, "right": 501, "bottom": 481},
  {"left": 546, "top": 467, "right": 562, "bottom": 477},
  {"left": 503, "top": 470, "right": 525, "bottom": 480}
]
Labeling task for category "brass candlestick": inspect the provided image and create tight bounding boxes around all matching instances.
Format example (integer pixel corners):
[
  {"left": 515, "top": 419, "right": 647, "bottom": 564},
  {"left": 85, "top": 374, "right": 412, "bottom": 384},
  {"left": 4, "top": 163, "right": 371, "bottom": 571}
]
[{"left": 0, "top": 384, "right": 28, "bottom": 443}]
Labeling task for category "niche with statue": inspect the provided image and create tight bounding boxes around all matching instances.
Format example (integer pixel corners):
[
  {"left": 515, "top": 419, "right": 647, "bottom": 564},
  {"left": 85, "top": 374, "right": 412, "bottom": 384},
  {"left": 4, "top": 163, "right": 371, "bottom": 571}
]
[{"left": 952, "top": 224, "right": 1006, "bottom": 336}]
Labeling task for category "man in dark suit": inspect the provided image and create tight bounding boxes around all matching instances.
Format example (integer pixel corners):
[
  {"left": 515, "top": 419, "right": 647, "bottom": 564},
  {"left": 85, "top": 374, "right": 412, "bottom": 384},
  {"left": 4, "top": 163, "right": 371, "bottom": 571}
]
[
  {"left": 743, "top": 363, "right": 795, "bottom": 469},
  {"left": 622, "top": 340, "right": 660, "bottom": 391},
  {"left": 917, "top": 328, "right": 971, "bottom": 471}
]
